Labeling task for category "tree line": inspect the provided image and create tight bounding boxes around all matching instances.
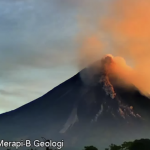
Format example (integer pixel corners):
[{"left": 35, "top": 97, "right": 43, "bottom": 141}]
[{"left": 84, "top": 138, "right": 150, "bottom": 150}]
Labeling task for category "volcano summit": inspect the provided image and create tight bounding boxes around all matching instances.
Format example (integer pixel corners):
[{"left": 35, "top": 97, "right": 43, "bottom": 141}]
[{"left": 0, "top": 55, "right": 150, "bottom": 150}]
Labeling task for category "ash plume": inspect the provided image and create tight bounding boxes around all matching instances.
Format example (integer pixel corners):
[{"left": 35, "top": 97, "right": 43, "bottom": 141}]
[{"left": 77, "top": 0, "right": 150, "bottom": 97}]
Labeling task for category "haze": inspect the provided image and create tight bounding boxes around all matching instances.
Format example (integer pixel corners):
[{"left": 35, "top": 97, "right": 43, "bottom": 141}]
[{"left": 1, "top": 0, "right": 150, "bottom": 114}]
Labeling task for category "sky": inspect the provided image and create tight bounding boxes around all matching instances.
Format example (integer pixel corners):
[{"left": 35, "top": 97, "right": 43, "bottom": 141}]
[
  {"left": 1, "top": 0, "right": 150, "bottom": 114},
  {"left": 0, "top": 0, "right": 85, "bottom": 114}
]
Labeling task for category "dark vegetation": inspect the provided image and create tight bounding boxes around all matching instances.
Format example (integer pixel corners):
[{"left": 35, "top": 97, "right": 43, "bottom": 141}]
[{"left": 84, "top": 138, "right": 150, "bottom": 150}]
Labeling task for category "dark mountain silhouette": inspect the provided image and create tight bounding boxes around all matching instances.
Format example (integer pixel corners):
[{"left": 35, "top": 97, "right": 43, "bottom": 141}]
[{"left": 0, "top": 55, "right": 150, "bottom": 150}]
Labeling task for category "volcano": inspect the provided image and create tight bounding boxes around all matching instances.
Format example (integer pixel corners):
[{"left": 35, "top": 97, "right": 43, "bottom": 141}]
[{"left": 0, "top": 56, "right": 150, "bottom": 150}]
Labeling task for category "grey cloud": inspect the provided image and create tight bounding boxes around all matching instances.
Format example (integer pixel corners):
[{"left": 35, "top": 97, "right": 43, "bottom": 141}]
[
  {"left": 0, "top": 0, "right": 107, "bottom": 114},
  {"left": 0, "top": 0, "right": 79, "bottom": 81},
  {"left": 0, "top": 0, "right": 106, "bottom": 81},
  {"left": 0, "top": 89, "right": 24, "bottom": 97},
  {"left": 0, "top": 88, "right": 43, "bottom": 97}
]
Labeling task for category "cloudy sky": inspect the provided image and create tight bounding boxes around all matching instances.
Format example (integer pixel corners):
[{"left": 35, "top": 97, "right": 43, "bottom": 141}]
[
  {"left": 0, "top": 0, "right": 110, "bottom": 114},
  {"left": 0, "top": 0, "right": 83, "bottom": 114}
]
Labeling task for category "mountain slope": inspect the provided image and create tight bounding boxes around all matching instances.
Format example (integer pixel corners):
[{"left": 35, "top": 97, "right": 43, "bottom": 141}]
[{"left": 0, "top": 57, "right": 150, "bottom": 149}]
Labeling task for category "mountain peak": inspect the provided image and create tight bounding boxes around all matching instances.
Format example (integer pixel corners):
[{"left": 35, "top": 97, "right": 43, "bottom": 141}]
[{"left": 0, "top": 57, "right": 150, "bottom": 149}]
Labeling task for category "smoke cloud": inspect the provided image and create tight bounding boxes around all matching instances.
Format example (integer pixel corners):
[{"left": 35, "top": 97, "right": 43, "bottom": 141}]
[{"left": 77, "top": 0, "right": 150, "bottom": 97}]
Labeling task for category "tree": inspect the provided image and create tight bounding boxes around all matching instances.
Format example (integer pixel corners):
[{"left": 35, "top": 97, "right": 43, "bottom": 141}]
[
  {"left": 121, "top": 141, "right": 132, "bottom": 150},
  {"left": 83, "top": 145, "right": 98, "bottom": 150},
  {"left": 108, "top": 144, "right": 122, "bottom": 150},
  {"left": 104, "top": 138, "right": 150, "bottom": 150},
  {"left": 129, "top": 139, "right": 150, "bottom": 150}
]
